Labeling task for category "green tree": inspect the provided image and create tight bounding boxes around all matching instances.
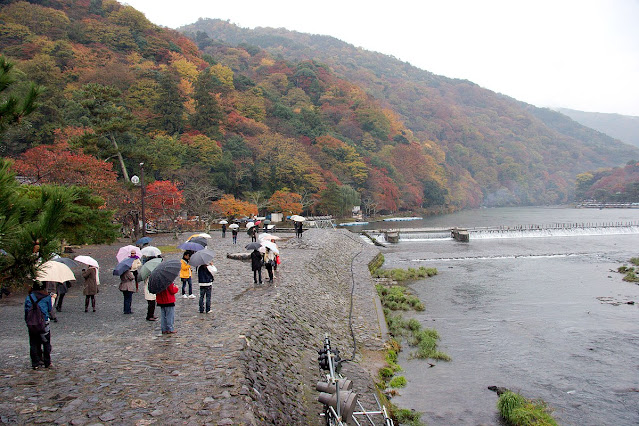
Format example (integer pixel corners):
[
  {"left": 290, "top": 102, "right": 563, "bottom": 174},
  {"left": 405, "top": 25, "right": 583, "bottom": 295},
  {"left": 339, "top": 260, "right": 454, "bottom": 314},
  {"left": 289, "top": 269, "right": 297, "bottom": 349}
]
[
  {"left": 0, "top": 55, "right": 41, "bottom": 134},
  {"left": 153, "top": 70, "right": 185, "bottom": 135},
  {"left": 64, "top": 83, "right": 135, "bottom": 181},
  {"left": 0, "top": 159, "right": 73, "bottom": 289},
  {"left": 189, "top": 67, "right": 225, "bottom": 138}
]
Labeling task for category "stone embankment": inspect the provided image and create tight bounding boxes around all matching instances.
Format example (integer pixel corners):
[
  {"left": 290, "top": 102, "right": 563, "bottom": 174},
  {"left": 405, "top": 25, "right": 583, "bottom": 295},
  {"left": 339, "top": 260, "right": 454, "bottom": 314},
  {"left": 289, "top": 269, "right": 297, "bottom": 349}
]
[{"left": 0, "top": 229, "right": 387, "bottom": 425}]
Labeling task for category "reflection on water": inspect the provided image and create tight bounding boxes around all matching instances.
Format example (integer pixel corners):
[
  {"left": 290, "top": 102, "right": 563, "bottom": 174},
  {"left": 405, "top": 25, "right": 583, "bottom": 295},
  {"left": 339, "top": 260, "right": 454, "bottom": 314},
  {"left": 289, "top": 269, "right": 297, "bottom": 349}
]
[{"left": 375, "top": 208, "right": 639, "bottom": 426}]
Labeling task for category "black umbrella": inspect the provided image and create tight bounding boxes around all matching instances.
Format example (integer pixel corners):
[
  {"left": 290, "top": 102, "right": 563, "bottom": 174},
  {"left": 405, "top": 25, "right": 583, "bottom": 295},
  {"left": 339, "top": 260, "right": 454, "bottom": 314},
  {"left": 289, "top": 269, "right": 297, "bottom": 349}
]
[
  {"left": 189, "top": 236, "right": 208, "bottom": 247},
  {"left": 52, "top": 257, "right": 78, "bottom": 268},
  {"left": 148, "top": 259, "right": 181, "bottom": 294},
  {"left": 245, "top": 242, "right": 262, "bottom": 251}
]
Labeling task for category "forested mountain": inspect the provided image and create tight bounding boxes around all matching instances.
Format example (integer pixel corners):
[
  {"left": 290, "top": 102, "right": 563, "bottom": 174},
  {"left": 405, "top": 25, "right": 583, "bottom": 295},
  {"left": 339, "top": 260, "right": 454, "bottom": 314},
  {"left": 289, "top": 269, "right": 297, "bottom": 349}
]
[
  {"left": 557, "top": 108, "right": 639, "bottom": 149},
  {"left": 2, "top": 1, "right": 638, "bottom": 232},
  {"left": 180, "top": 19, "right": 639, "bottom": 207}
]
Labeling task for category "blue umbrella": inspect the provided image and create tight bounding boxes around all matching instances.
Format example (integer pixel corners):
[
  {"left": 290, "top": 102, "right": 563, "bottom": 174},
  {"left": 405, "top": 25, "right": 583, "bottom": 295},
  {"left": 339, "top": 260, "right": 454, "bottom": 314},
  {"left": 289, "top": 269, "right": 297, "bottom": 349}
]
[
  {"left": 177, "top": 241, "right": 204, "bottom": 252},
  {"left": 113, "top": 257, "right": 135, "bottom": 276},
  {"left": 148, "top": 259, "right": 181, "bottom": 294},
  {"left": 135, "top": 236, "right": 152, "bottom": 246}
]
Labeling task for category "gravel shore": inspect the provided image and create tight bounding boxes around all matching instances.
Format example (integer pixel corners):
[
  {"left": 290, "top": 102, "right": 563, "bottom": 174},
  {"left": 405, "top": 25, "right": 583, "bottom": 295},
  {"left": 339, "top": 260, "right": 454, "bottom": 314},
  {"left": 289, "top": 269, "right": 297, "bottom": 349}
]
[{"left": 0, "top": 228, "right": 387, "bottom": 425}]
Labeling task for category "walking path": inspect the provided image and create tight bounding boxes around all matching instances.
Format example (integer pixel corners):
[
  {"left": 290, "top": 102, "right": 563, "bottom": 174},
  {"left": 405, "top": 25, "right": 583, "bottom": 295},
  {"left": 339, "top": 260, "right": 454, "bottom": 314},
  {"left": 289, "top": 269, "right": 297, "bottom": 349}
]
[{"left": 0, "top": 229, "right": 386, "bottom": 425}]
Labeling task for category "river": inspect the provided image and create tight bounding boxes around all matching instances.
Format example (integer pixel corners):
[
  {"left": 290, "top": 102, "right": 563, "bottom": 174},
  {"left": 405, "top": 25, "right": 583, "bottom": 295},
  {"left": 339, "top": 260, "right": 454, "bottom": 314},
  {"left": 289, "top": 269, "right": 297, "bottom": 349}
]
[{"left": 365, "top": 207, "right": 639, "bottom": 425}]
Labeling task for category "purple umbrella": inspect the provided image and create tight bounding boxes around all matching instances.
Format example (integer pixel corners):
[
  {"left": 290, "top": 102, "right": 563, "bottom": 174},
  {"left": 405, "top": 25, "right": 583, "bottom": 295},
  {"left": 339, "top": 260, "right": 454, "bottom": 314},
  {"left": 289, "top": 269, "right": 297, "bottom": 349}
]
[{"left": 177, "top": 241, "right": 204, "bottom": 252}]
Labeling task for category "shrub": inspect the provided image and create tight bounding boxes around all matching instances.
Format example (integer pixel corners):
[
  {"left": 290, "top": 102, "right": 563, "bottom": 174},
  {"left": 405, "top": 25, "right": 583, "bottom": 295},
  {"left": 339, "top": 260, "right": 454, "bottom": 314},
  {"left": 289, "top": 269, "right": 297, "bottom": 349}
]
[
  {"left": 497, "top": 391, "right": 558, "bottom": 426},
  {"left": 389, "top": 376, "right": 407, "bottom": 388},
  {"left": 392, "top": 405, "right": 423, "bottom": 426},
  {"left": 379, "top": 366, "right": 394, "bottom": 379},
  {"left": 618, "top": 265, "right": 632, "bottom": 273},
  {"left": 630, "top": 257, "right": 639, "bottom": 266}
]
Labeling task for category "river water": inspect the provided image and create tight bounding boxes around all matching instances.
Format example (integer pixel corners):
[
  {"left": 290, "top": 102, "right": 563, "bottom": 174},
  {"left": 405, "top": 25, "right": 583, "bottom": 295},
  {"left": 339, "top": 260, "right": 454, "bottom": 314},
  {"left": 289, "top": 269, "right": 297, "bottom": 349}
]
[{"left": 364, "top": 207, "right": 639, "bottom": 425}]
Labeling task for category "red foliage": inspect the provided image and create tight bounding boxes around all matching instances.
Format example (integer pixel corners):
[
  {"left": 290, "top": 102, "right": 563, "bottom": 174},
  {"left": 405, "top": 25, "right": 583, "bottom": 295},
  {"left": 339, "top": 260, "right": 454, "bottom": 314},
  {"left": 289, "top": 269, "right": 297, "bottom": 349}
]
[{"left": 144, "top": 180, "right": 184, "bottom": 221}]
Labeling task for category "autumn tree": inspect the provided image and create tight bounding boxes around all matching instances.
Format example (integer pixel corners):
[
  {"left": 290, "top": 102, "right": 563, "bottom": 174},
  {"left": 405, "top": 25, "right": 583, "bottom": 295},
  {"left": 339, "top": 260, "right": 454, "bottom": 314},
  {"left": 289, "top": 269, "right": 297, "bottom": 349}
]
[
  {"left": 210, "top": 194, "right": 257, "bottom": 220},
  {"left": 268, "top": 190, "right": 303, "bottom": 215},
  {"left": 145, "top": 180, "right": 184, "bottom": 229}
]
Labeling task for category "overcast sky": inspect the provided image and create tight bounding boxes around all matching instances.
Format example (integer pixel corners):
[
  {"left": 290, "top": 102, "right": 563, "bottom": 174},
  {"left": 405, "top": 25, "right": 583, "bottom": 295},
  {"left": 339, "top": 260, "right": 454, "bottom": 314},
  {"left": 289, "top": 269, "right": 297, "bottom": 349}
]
[{"left": 123, "top": 0, "right": 639, "bottom": 116}]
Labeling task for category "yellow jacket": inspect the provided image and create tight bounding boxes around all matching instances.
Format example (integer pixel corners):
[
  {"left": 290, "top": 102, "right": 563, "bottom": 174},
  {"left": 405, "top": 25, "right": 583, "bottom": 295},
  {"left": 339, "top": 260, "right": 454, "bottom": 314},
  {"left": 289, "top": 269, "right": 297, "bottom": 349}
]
[{"left": 180, "top": 259, "right": 191, "bottom": 278}]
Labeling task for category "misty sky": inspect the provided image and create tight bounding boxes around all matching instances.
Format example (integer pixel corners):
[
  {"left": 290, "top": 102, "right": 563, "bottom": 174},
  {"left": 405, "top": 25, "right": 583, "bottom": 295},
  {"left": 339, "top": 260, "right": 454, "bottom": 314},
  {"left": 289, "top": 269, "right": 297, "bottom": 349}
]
[{"left": 122, "top": 0, "right": 639, "bottom": 116}]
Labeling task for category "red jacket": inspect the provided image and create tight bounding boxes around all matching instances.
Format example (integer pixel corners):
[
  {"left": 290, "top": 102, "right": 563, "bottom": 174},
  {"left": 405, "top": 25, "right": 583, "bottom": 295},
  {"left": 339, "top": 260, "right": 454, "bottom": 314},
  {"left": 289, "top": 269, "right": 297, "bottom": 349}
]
[{"left": 156, "top": 282, "right": 178, "bottom": 306}]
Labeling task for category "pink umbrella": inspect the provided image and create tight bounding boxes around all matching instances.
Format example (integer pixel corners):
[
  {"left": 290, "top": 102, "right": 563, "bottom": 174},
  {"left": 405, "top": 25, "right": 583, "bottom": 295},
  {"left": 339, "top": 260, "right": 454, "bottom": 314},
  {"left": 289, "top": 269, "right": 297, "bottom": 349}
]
[{"left": 116, "top": 245, "right": 141, "bottom": 262}]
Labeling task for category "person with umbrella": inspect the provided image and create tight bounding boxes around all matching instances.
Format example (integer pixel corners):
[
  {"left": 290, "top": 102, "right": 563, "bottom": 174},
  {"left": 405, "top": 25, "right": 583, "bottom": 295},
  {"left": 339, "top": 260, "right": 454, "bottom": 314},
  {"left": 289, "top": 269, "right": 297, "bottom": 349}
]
[
  {"left": 139, "top": 257, "right": 161, "bottom": 321},
  {"left": 180, "top": 250, "right": 195, "bottom": 299},
  {"left": 82, "top": 264, "right": 99, "bottom": 312},
  {"left": 263, "top": 246, "right": 276, "bottom": 284},
  {"left": 24, "top": 280, "right": 53, "bottom": 369},
  {"left": 248, "top": 243, "right": 263, "bottom": 285},
  {"left": 221, "top": 222, "right": 227, "bottom": 238},
  {"left": 119, "top": 267, "right": 136, "bottom": 314},
  {"left": 196, "top": 260, "right": 214, "bottom": 314},
  {"left": 247, "top": 224, "right": 257, "bottom": 242},
  {"left": 149, "top": 260, "right": 181, "bottom": 334},
  {"left": 231, "top": 225, "right": 239, "bottom": 244}
]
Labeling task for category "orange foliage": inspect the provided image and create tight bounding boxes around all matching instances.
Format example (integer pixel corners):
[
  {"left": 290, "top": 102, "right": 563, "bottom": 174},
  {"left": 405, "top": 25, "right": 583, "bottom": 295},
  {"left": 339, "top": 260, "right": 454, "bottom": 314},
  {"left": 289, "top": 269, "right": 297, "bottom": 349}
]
[
  {"left": 210, "top": 194, "right": 257, "bottom": 219},
  {"left": 268, "top": 190, "right": 302, "bottom": 214}
]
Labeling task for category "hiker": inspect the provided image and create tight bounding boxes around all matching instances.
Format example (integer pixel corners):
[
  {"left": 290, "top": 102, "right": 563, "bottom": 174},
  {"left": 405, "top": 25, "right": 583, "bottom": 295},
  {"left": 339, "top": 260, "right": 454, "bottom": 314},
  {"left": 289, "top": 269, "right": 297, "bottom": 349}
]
[{"left": 24, "top": 281, "right": 53, "bottom": 369}]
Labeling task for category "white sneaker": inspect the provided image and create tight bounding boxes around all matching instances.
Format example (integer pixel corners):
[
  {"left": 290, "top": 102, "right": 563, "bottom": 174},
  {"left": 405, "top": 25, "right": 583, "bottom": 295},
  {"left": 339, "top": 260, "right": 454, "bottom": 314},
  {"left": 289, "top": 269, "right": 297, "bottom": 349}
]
[
  {"left": 188, "top": 294, "right": 196, "bottom": 299},
  {"left": 182, "top": 294, "right": 188, "bottom": 299},
  {"left": 206, "top": 310, "right": 212, "bottom": 314}
]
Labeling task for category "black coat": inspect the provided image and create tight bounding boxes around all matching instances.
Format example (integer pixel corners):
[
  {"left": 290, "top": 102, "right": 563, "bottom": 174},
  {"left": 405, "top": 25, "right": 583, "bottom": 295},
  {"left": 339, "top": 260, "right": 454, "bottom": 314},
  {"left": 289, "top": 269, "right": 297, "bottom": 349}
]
[{"left": 250, "top": 250, "right": 262, "bottom": 270}]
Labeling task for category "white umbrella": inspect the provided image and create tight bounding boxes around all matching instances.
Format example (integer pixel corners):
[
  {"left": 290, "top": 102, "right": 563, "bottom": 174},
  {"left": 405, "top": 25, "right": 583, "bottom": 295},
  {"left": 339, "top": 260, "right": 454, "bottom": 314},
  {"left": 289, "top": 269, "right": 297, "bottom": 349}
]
[
  {"left": 140, "top": 246, "right": 162, "bottom": 257},
  {"left": 37, "top": 260, "right": 76, "bottom": 283},
  {"left": 258, "top": 233, "right": 281, "bottom": 241},
  {"left": 291, "top": 215, "right": 306, "bottom": 222},
  {"left": 117, "top": 245, "right": 141, "bottom": 262},
  {"left": 74, "top": 255, "right": 99, "bottom": 268},
  {"left": 229, "top": 223, "right": 240, "bottom": 230},
  {"left": 246, "top": 222, "right": 255, "bottom": 229},
  {"left": 261, "top": 241, "right": 280, "bottom": 255},
  {"left": 189, "top": 232, "right": 212, "bottom": 239},
  {"left": 219, "top": 220, "right": 228, "bottom": 225}
]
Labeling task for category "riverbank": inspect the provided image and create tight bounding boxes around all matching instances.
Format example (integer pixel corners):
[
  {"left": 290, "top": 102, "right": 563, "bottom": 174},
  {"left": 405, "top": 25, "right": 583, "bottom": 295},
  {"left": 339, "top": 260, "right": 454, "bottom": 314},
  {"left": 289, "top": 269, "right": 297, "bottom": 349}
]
[{"left": 0, "top": 229, "right": 387, "bottom": 425}]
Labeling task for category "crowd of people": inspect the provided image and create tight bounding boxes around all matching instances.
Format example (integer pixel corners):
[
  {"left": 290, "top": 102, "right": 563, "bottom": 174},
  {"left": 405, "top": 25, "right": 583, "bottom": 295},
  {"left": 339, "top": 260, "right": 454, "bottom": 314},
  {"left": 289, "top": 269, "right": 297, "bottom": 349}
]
[{"left": 24, "top": 219, "right": 295, "bottom": 369}]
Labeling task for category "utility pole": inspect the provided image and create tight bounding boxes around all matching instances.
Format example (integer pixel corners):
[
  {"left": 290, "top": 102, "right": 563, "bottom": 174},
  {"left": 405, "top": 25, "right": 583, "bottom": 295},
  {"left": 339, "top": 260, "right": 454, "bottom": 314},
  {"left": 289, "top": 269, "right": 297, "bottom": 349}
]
[{"left": 140, "top": 162, "right": 146, "bottom": 237}]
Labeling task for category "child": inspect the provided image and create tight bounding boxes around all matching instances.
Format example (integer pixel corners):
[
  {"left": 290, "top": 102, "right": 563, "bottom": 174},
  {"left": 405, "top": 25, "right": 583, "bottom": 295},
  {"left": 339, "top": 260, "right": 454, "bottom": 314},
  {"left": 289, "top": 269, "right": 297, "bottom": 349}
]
[{"left": 156, "top": 282, "right": 179, "bottom": 334}]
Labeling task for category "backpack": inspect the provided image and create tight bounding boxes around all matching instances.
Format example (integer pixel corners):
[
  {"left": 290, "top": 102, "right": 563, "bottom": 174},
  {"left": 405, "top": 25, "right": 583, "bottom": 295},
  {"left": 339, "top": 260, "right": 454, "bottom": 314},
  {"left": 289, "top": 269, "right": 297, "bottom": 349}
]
[{"left": 26, "top": 293, "right": 46, "bottom": 334}]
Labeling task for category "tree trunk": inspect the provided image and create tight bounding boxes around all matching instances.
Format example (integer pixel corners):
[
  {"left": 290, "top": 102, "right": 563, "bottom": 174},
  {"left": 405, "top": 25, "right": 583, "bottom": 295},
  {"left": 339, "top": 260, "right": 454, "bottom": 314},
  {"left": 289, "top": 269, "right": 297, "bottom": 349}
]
[{"left": 110, "top": 133, "right": 129, "bottom": 182}]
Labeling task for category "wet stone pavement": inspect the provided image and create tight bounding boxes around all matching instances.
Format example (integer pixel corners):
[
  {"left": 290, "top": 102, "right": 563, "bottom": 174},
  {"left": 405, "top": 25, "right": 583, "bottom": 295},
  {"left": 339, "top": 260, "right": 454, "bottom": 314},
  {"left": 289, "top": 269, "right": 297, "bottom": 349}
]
[{"left": 0, "top": 229, "right": 387, "bottom": 425}]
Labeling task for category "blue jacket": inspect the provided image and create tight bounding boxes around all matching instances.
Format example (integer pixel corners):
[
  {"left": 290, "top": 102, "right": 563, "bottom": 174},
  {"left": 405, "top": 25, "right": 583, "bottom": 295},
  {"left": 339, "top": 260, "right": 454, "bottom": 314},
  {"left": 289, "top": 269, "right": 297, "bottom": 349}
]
[{"left": 24, "top": 291, "right": 52, "bottom": 322}]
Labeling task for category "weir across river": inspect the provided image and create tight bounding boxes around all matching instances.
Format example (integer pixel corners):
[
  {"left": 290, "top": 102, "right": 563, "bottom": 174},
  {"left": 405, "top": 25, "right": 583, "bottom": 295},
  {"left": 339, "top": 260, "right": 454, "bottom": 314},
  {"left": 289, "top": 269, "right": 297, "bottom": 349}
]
[{"left": 366, "top": 221, "right": 639, "bottom": 243}]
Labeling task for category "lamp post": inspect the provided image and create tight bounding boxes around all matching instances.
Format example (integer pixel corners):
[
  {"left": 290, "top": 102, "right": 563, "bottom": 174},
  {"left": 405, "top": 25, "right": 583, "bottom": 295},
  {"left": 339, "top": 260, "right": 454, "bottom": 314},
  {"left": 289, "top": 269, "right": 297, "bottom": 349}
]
[{"left": 140, "top": 162, "right": 146, "bottom": 237}]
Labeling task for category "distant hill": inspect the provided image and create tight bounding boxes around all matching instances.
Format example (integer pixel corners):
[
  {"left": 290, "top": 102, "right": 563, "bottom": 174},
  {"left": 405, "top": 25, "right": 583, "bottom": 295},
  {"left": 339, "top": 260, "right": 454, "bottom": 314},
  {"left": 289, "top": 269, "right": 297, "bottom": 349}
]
[
  {"left": 180, "top": 19, "right": 639, "bottom": 207},
  {"left": 556, "top": 108, "right": 639, "bottom": 149}
]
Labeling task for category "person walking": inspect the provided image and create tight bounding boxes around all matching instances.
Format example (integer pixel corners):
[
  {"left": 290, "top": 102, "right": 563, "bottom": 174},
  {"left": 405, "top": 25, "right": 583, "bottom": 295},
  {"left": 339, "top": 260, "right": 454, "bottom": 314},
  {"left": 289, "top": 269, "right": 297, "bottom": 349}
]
[
  {"left": 180, "top": 251, "right": 195, "bottom": 298},
  {"left": 250, "top": 248, "right": 263, "bottom": 285},
  {"left": 221, "top": 223, "right": 227, "bottom": 238},
  {"left": 263, "top": 247, "right": 276, "bottom": 284},
  {"left": 82, "top": 265, "right": 99, "bottom": 312},
  {"left": 119, "top": 270, "right": 136, "bottom": 314},
  {"left": 197, "top": 262, "right": 214, "bottom": 314},
  {"left": 232, "top": 228, "right": 238, "bottom": 244},
  {"left": 156, "top": 281, "right": 179, "bottom": 334},
  {"left": 24, "top": 281, "right": 53, "bottom": 369},
  {"left": 55, "top": 280, "right": 69, "bottom": 312},
  {"left": 130, "top": 251, "right": 142, "bottom": 292}
]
